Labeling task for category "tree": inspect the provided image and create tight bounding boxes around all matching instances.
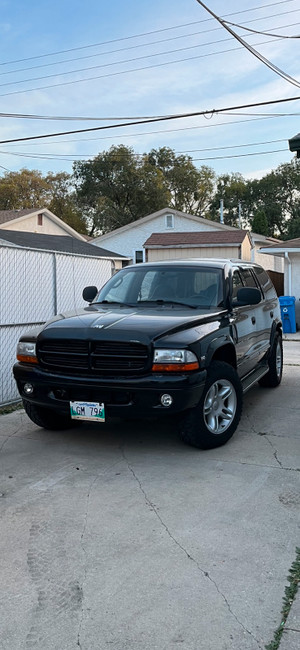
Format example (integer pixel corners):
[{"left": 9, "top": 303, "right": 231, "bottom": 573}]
[
  {"left": 251, "top": 209, "right": 268, "bottom": 236},
  {"left": 73, "top": 145, "right": 170, "bottom": 235},
  {"left": 243, "top": 159, "right": 300, "bottom": 238},
  {"left": 147, "top": 147, "right": 215, "bottom": 215},
  {"left": 208, "top": 173, "right": 247, "bottom": 227},
  {"left": 285, "top": 200, "right": 300, "bottom": 239},
  {"left": 46, "top": 172, "right": 87, "bottom": 234},
  {"left": 0, "top": 168, "right": 88, "bottom": 235},
  {"left": 0, "top": 168, "right": 50, "bottom": 209}
]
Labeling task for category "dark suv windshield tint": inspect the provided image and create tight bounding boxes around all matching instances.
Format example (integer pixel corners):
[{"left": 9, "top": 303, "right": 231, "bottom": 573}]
[{"left": 96, "top": 266, "right": 224, "bottom": 309}]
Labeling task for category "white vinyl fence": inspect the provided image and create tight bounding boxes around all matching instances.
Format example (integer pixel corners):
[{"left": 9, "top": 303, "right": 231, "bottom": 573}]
[{"left": 0, "top": 244, "right": 112, "bottom": 406}]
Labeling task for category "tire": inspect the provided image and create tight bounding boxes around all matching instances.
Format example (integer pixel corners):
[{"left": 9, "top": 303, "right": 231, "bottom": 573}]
[
  {"left": 179, "top": 361, "right": 243, "bottom": 450},
  {"left": 23, "top": 400, "right": 73, "bottom": 430},
  {"left": 259, "top": 332, "right": 283, "bottom": 388}
]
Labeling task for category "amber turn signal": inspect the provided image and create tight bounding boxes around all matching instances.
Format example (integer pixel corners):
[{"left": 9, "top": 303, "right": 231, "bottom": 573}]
[
  {"left": 17, "top": 355, "right": 38, "bottom": 364},
  {"left": 152, "top": 361, "right": 199, "bottom": 372}
]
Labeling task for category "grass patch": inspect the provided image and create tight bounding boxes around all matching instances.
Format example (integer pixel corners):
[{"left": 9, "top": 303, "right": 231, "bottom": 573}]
[
  {"left": 265, "top": 547, "right": 300, "bottom": 649},
  {"left": 0, "top": 401, "right": 23, "bottom": 416}
]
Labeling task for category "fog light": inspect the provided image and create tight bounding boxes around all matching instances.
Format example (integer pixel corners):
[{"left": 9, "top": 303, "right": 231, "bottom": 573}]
[
  {"left": 160, "top": 393, "right": 173, "bottom": 407},
  {"left": 23, "top": 383, "right": 34, "bottom": 395}
]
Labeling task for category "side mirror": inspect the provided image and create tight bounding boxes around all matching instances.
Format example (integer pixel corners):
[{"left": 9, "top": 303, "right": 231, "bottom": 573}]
[
  {"left": 233, "top": 287, "right": 261, "bottom": 307},
  {"left": 82, "top": 286, "right": 98, "bottom": 302}
]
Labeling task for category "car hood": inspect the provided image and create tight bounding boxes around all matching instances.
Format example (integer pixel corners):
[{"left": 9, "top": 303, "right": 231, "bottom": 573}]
[{"left": 36, "top": 305, "right": 227, "bottom": 345}]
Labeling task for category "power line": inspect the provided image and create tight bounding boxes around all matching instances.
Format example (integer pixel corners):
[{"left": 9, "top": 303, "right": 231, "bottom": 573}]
[
  {"left": 0, "top": 137, "right": 288, "bottom": 159},
  {"left": 0, "top": 9, "right": 298, "bottom": 80},
  {"left": 0, "top": 20, "right": 298, "bottom": 91},
  {"left": 0, "top": 147, "right": 288, "bottom": 163},
  {"left": 3, "top": 112, "right": 296, "bottom": 148},
  {"left": 226, "top": 19, "right": 300, "bottom": 38},
  {"left": 195, "top": 0, "right": 300, "bottom": 89},
  {"left": 0, "top": 96, "right": 299, "bottom": 144},
  {"left": 0, "top": 111, "right": 171, "bottom": 121},
  {"left": 0, "top": 34, "right": 295, "bottom": 99},
  {"left": 192, "top": 148, "right": 287, "bottom": 160},
  {"left": 0, "top": 0, "right": 293, "bottom": 68}
]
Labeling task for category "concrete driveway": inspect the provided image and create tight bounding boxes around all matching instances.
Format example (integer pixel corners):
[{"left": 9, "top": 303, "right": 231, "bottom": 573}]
[{"left": 0, "top": 341, "right": 299, "bottom": 650}]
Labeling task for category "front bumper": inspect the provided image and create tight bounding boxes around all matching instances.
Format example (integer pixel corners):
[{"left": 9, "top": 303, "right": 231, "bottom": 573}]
[{"left": 13, "top": 363, "right": 207, "bottom": 419}]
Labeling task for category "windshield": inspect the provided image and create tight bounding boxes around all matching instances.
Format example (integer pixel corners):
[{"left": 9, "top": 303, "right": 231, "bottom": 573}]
[{"left": 95, "top": 265, "right": 224, "bottom": 309}]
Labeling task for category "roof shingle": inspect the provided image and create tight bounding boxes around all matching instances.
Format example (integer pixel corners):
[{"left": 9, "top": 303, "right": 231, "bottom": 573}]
[
  {"left": 0, "top": 230, "right": 126, "bottom": 258},
  {"left": 263, "top": 237, "right": 300, "bottom": 249},
  {"left": 144, "top": 230, "right": 248, "bottom": 247}
]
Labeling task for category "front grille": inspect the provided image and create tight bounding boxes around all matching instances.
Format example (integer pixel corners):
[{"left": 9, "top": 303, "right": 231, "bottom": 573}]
[{"left": 37, "top": 339, "right": 149, "bottom": 375}]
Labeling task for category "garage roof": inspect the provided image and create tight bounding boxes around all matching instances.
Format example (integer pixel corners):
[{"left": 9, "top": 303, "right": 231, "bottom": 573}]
[{"left": 144, "top": 230, "right": 249, "bottom": 247}]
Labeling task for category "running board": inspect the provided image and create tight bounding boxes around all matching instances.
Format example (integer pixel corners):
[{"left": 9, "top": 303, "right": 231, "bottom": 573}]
[{"left": 241, "top": 366, "right": 269, "bottom": 393}]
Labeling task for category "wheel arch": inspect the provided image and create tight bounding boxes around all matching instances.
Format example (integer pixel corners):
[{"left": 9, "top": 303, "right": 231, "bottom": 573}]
[{"left": 206, "top": 340, "right": 237, "bottom": 369}]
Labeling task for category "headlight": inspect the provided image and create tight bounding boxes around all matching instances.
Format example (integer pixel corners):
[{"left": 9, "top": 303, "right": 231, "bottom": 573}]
[
  {"left": 152, "top": 349, "right": 199, "bottom": 372},
  {"left": 16, "top": 341, "right": 38, "bottom": 364}
]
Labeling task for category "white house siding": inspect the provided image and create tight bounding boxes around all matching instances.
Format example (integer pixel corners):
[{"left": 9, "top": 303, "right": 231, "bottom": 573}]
[
  {"left": 255, "top": 244, "right": 284, "bottom": 272},
  {"left": 92, "top": 214, "right": 226, "bottom": 261},
  {"left": 147, "top": 246, "right": 241, "bottom": 262},
  {"left": 1, "top": 214, "right": 70, "bottom": 236},
  {"left": 284, "top": 254, "right": 300, "bottom": 327}
]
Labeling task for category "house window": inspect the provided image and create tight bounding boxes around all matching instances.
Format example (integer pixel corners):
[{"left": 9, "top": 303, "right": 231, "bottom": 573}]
[
  {"left": 37, "top": 213, "right": 43, "bottom": 226},
  {"left": 134, "top": 250, "right": 144, "bottom": 264},
  {"left": 165, "top": 214, "right": 174, "bottom": 229}
]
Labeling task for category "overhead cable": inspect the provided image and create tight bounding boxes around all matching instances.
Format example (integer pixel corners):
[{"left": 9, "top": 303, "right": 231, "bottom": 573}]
[
  {"left": 0, "top": 95, "right": 299, "bottom": 144},
  {"left": 0, "top": 0, "right": 293, "bottom": 67},
  {"left": 0, "top": 35, "right": 295, "bottom": 98},
  {"left": 226, "top": 20, "right": 300, "bottom": 38},
  {"left": 0, "top": 10, "right": 298, "bottom": 78},
  {"left": 0, "top": 20, "right": 298, "bottom": 90},
  {"left": 195, "top": 0, "right": 300, "bottom": 89},
  {"left": 0, "top": 147, "right": 288, "bottom": 163},
  {"left": 0, "top": 137, "right": 287, "bottom": 158}
]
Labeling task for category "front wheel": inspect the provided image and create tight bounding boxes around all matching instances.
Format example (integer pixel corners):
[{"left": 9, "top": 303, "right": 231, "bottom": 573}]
[
  {"left": 23, "top": 400, "right": 73, "bottom": 430},
  {"left": 179, "top": 361, "right": 243, "bottom": 449},
  {"left": 259, "top": 332, "right": 283, "bottom": 387}
]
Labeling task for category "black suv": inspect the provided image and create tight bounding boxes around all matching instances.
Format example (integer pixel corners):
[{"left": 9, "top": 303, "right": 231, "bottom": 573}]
[{"left": 13, "top": 259, "right": 283, "bottom": 449}]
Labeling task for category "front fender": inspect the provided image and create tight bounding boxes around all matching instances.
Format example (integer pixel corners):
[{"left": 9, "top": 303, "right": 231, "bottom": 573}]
[{"left": 205, "top": 334, "right": 237, "bottom": 368}]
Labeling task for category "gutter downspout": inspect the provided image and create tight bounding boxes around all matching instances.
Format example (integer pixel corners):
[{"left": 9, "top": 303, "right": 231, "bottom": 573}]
[{"left": 285, "top": 252, "right": 291, "bottom": 295}]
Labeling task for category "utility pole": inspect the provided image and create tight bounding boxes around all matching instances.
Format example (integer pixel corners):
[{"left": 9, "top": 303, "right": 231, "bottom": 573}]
[
  {"left": 238, "top": 201, "right": 242, "bottom": 228},
  {"left": 220, "top": 198, "right": 224, "bottom": 224}
]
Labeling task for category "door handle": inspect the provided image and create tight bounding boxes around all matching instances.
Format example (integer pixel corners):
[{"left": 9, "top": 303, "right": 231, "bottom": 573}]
[
  {"left": 251, "top": 316, "right": 256, "bottom": 325},
  {"left": 270, "top": 311, "right": 273, "bottom": 318}
]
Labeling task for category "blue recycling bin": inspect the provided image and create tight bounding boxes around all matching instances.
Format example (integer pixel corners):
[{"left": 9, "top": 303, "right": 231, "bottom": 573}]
[{"left": 279, "top": 296, "right": 296, "bottom": 333}]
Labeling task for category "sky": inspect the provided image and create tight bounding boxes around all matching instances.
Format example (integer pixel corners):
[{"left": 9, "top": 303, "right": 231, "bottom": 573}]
[{"left": 0, "top": 0, "right": 299, "bottom": 180}]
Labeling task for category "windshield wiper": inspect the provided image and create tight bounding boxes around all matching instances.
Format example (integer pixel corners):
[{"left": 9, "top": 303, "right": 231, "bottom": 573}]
[
  {"left": 138, "top": 299, "right": 197, "bottom": 309},
  {"left": 95, "top": 300, "right": 137, "bottom": 307}
]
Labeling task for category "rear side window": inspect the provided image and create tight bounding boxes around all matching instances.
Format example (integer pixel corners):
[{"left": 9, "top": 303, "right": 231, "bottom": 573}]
[
  {"left": 232, "top": 270, "right": 244, "bottom": 299},
  {"left": 240, "top": 268, "right": 258, "bottom": 289},
  {"left": 254, "top": 266, "right": 275, "bottom": 297}
]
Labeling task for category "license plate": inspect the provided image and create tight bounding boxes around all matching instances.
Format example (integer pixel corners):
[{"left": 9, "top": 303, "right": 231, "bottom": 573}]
[{"left": 70, "top": 401, "right": 105, "bottom": 422}]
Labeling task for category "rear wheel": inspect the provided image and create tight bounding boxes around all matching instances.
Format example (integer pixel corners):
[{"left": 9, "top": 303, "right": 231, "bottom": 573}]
[
  {"left": 179, "top": 361, "right": 243, "bottom": 449},
  {"left": 23, "top": 400, "right": 73, "bottom": 430},
  {"left": 259, "top": 332, "right": 283, "bottom": 387}
]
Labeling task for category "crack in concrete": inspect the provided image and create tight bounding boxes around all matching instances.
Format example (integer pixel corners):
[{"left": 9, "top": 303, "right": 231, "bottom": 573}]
[
  {"left": 213, "top": 457, "right": 300, "bottom": 473},
  {"left": 120, "top": 446, "right": 263, "bottom": 650},
  {"left": 264, "top": 436, "right": 284, "bottom": 469},
  {"left": 245, "top": 414, "right": 299, "bottom": 472},
  {"left": 0, "top": 412, "right": 26, "bottom": 455}
]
